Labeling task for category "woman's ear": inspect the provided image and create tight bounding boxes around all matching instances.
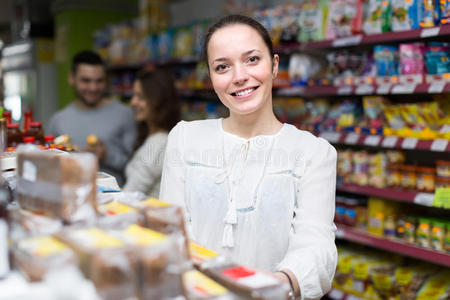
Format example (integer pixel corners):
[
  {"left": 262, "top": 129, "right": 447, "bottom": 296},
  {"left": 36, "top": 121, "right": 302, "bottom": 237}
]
[{"left": 272, "top": 54, "right": 279, "bottom": 78}]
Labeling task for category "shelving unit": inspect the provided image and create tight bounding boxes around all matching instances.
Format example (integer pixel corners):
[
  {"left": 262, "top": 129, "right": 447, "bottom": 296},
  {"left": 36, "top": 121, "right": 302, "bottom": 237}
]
[
  {"left": 335, "top": 224, "right": 450, "bottom": 267},
  {"left": 337, "top": 184, "right": 436, "bottom": 207},
  {"left": 275, "top": 25, "right": 450, "bottom": 52}
]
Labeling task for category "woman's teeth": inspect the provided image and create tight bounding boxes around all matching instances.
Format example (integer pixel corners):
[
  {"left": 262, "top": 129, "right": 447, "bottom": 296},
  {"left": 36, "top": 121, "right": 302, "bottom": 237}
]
[{"left": 234, "top": 88, "right": 254, "bottom": 97}]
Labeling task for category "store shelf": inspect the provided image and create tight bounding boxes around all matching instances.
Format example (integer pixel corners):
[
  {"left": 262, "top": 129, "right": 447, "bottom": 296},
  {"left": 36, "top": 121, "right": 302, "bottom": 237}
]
[
  {"left": 335, "top": 224, "right": 450, "bottom": 267},
  {"left": 275, "top": 81, "right": 450, "bottom": 97},
  {"left": 276, "top": 25, "right": 450, "bottom": 51},
  {"left": 317, "top": 131, "right": 450, "bottom": 152},
  {"left": 337, "top": 183, "right": 436, "bottom": 207}
]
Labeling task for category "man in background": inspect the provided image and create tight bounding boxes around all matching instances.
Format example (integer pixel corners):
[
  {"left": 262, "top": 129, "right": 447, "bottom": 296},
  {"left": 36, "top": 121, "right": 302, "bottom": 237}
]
[{"left": 47, "top": 50, "right": 135, "bottom": 185}]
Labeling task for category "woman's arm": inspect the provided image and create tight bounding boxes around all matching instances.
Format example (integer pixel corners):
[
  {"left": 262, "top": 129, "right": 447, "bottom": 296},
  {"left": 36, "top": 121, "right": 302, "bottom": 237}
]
[{"left": 277, "top": 137, "right": 338, "bottom": 300}]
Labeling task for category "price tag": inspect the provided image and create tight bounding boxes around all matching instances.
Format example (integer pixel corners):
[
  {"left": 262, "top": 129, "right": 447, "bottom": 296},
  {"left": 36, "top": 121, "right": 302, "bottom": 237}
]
[
  {"left": 428, "top": 82, "right": 446, "bottom": 93},
  {"left": 402, "top": 138, "right": 418, "bottom": 149},
  {"left": 420, "top": 27, "right": 440, "bottom": 38},
  {"left": 332, "top": 35, "right": 363, "bottom": 47},
  {"left": 337, "top": 86, "right": 352, "bottom": 95},
  {"left": 345, "top": 133, "right": 360, "bottom": 144},
  {"left": 320, "top": 132, "right": 341, "bottom": 143},
  {"left": 364, "top": 135, "right": 381, "bottom": 146},
  {"left": 431, "top": 139, "right": 448, "bottom": 152},
  {"left": 377, "top": 84, "right": 391, "bottom": 94},
  {"left": 335, "top": 228, "right": 345, "bottom": 239},
  {"left": 328, "top": 289, "right": 344, "bottom": 300},
  {"left": 414, "top": 193, "right": 435, "bottom": 207},
  {"left": 392, "top": 83, "right": 417, "bottom": 94},
  {"left": 355, "top": 84, "right": 374, "bottom": 95},
  {"left": 433, "top": 188, "right": 450, "bottom": 209},
  {"left": 382, "top": 136, "right": 398, "bottom": 148},
  {"left": 277, "top": 86, "right": 305, "bottom": 96},
  {"left": 347, "top": 295, "right": 363, "bottom": 300}
]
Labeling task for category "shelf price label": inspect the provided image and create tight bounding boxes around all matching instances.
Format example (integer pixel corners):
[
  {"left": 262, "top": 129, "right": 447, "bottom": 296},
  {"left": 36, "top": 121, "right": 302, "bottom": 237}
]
[
  {"left": 382, "top": 136, "right": 398, "bottom": 148},
  {"left": 431, "top": 139, "right": 448, "bottom": 152},
  {"left": 414, "top": 193, "right": 435, "bottom": 207},
  {"left": 377, "top": 84, "right": 391, "bottom": 94},
  {"left": 332, "top": 35, "right": 363, "bottom": 47},
  {"left": 337, "top": 86, "right": 352, "bottom": 95},
  {"left": 428, "top": 82, "right": 446, "bottom": 94},
  {"left": 364, "top": 135, "right": 381, "bottom": 146},
  {"left": 355, "top": 84, "right": 374, "bottom": 95},
  {"left": 420, "top": 27, "right": 440, "bottom": 38},
  {"left": 345, "top": 133, "right": 360, "bottom": 144},
  {"left": 392, "top": 84, "right": 417, "bottom": 94},
  {"left": 335, "top": 228, "right": 345, "bottom": 239},
  {"left": 320, "top": 132, "right": 341, "bottom": 143},
  {"left": 401, "top": 138, "right": 418, "bottom": 149}
]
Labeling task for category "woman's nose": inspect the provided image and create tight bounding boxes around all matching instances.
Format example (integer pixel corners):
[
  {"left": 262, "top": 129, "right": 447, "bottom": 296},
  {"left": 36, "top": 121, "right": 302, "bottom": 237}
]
[{"left": 232, "top": 65, "right": 249, "bottom": 85}]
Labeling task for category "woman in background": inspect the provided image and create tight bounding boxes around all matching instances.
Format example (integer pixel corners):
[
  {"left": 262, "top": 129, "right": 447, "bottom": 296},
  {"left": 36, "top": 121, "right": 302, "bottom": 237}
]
[{"left": 123, "top": 68, "right": 180, "bottom": 197}]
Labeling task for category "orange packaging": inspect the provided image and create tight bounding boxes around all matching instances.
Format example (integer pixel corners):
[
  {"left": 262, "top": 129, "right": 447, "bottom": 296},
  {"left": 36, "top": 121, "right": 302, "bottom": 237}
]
[{"left": 416, "top": 167, "right": 436, "bottom": 193}]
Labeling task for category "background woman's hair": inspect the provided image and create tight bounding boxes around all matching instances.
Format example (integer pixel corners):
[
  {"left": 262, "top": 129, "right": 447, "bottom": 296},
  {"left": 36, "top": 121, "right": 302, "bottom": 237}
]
[
  {"left": 134, "top": 68, "right": 181, "bottom": 150},
  {"left": 202, "top": 14, "right": 274, "bottom": 65}
]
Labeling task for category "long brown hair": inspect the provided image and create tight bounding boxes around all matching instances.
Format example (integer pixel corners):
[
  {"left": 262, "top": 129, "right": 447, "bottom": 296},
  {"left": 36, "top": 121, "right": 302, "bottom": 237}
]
[{"left": 134, "top": 68, "right": 181, "bottom": 150}]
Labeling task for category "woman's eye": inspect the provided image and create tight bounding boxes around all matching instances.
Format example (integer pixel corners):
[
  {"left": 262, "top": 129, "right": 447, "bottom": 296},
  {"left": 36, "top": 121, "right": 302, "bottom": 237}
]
[
  {"left": 215, "top": 64, "right": 228, "bottom": 72},
  {"left": 248, "top": 56, "right": 260, "bottom": 63}
]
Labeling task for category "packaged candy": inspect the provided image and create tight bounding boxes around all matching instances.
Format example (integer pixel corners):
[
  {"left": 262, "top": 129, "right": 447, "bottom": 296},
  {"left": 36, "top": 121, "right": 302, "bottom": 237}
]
[
  {"left": 374, "top": 45, "right": 399, "bottom": 76},
  {"left": 326, "top": 0, "right": 363, "bottom": 39},
  {"left": 364, "top": 0, "right": 392, "bottom": 34},
  {"left": 392, "top": 0, "right": 423, "bottom": 31},
  {"left": 399, "top": 43, "right": 425, "bottom": 75},
  {"left": 441, "top": 0, "right": 450, "bottom": 24},
  {"left": 420, "top": 0, "right": 441, "bottom": 27},
  {"left": 298, "top": 0, "right": 328, "bottom": 42},
  {"left": 424, "top": 44, "right": 450, "bottom": 74}
]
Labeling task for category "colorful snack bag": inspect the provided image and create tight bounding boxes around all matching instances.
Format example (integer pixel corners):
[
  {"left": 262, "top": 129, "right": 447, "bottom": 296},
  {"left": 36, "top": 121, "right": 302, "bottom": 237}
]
[
  {"left": 364, "top": 0, "right": 392, "bottom": 34},
  {"left": 420, "top": 0, "right": 441, "bottom": 27},
  {"left": 298, "top": 0, "right": 328, "bottom": 42},
  {"left": 392, "top": 0, "right": 423, "bottom": 31},
  {"left": 399, "top": 43, "right": 425, "bottom": 75},
  {"left": 374, "top": 45, "right": 399, "bottom": 76},
  {"left": 441, "top": 0, "right": 450, "bottom": 24}
]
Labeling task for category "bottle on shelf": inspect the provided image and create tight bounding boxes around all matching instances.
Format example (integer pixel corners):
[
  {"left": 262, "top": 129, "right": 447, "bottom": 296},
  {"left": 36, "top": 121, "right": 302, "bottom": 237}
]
[
  {"left": 25, "top": 122, "right": 45, "bottom": 145},
  {"left": 6, "top": 123, "right": 23, "bottom": 148},
  {"left": 44, "top": 135, "right": 55, "bottom": 149},
  {"left": 23, "top": 136, "right": 36, "bottom": 144},
  {"left": 2, "top": 111, "right": 11, "bottom": 126},
  {"left": 23, "top": 111, "right": 33, "bottom": 134}
]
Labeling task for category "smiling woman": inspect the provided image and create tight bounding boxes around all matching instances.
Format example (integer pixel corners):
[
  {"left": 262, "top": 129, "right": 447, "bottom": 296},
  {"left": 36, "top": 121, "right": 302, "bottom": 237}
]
[{"left": 160, "top": 15, "right": 338, "bottom": 300}]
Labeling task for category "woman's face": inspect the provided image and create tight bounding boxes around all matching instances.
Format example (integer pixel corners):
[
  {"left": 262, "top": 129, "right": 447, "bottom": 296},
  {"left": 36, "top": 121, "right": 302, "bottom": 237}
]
[
  {"left": 207, "top": 24, "right": 278, "bottom": 116},
  {"left": 130, "top": 81, "right": 150, "bottom": 122}
]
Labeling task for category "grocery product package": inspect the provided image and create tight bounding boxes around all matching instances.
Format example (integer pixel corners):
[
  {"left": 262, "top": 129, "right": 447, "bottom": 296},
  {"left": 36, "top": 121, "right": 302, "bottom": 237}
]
[
  {"left": 416, "top": 270, "right": 450, "bottom": 299},
  {"left": 201, "top": 257, "right": 289, "bottom": 299},
  {"left": 183, "top": 269, "right": 235, "bottom": 300},
  {"left": 7, "top": 207, "right": 63, "bottom": 242},
  {"left": 109, "top": 224, "right": 188, "bottom": 300},
  {"left": 96, "top": 200, "right": 143, "bottom": 229},
  {"left": 13, "top": 235, "right": 77, "bottom": 281},
  {"left": 364, "top": 0, "right": 392, "bottom": 34},
  {"left": 391, "top": 0, "right": 423, "bottom": 31},
  {"left": 326, "top": 0, "right": 363, "bottom": 39},
  {"left": 393, "top": 264, "right": 439, "bottom": 299},
  {"left": 56, "top": 227, "right": 136, "bottom": 300},
  {"left": 16, "top": 145, "right": 97, "bottom": 223},
  {"left": 298, "top": 0, "right": 328, "bottom": 42}
]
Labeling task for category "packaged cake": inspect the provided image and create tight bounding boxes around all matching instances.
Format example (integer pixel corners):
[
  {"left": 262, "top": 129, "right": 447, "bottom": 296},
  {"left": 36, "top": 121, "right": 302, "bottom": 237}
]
[
  {"left": 56, "top": 227, "right": 135, "bottom": 300},
  {"left": 16, "top": 146, "right": 97, "bottom": 223},
  {"left": 183, "top": 269, "right": 235, "bottom": 299},
  {"left": 13, "top": 235, "right": 77, "bottom": 281},
  {"left": 202, "top": 262, "right": 290, "bottom": 299}
]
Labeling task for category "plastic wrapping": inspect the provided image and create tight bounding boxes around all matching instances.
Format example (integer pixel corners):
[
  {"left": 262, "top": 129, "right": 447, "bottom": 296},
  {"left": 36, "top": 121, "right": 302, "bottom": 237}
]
[
  {"left": 55, "top": 227, "right": 135, "bottom": 300},
  {"left": 7, "top": 207, "right": 63, "bottom": 242},
  {"left": 13, "top": 235, "right": 77, "bottom": 281},
  {"left": 183, "top": 269, "right": 235, "bottom": 300},
  {"left": 96, "top": 200, "right": 142, "bottom": 229},
  {"left": 16, "top": 145, "right": 97, "bottom": 223},
  {"left": 201, "top": 258, "right": 289, "bottom": 300}
]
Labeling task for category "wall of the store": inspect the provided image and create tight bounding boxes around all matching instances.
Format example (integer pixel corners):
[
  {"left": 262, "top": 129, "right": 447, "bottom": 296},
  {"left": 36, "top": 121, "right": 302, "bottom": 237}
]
[
  {"left": 53, "top": 0, "right": 137, "bottom": 109},
  {"left": 170, "top": 0, "right": 292, "bottom": 26}
]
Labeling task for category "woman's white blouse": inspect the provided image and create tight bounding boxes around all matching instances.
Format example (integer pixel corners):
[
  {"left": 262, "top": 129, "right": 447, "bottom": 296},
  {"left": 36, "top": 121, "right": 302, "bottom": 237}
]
[{"left": 160, "top": 119, "right": 337, "bottom": 300}]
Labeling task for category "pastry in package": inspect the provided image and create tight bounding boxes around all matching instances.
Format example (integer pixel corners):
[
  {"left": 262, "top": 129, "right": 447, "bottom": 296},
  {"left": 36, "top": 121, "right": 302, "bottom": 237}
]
[
  {"left": 56, "top": 227, "right": 135, "bottom": 300},
  {"left": 13, "top": 235, "right": 77, "bottom": 281},
  {"left": 183, "top": 269, "right": 234, "bottom": 299},
  {"left": 16, "top": 147, "right": 97, "bottom": 223}
]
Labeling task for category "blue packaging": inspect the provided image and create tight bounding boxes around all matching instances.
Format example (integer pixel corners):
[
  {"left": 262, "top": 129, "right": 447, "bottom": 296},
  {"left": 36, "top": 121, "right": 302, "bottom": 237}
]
[
  {"left": 392, "top": 0, "right": 423, "bottom": 31},
  {"left": 374, "top": 45, "right": 399, "bottom": 76}
]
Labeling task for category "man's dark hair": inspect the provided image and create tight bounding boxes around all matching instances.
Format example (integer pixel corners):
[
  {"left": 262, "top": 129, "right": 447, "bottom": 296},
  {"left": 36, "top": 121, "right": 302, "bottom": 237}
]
[{"left": 71, "top": 50, "right": 105, "bottom": 73}]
